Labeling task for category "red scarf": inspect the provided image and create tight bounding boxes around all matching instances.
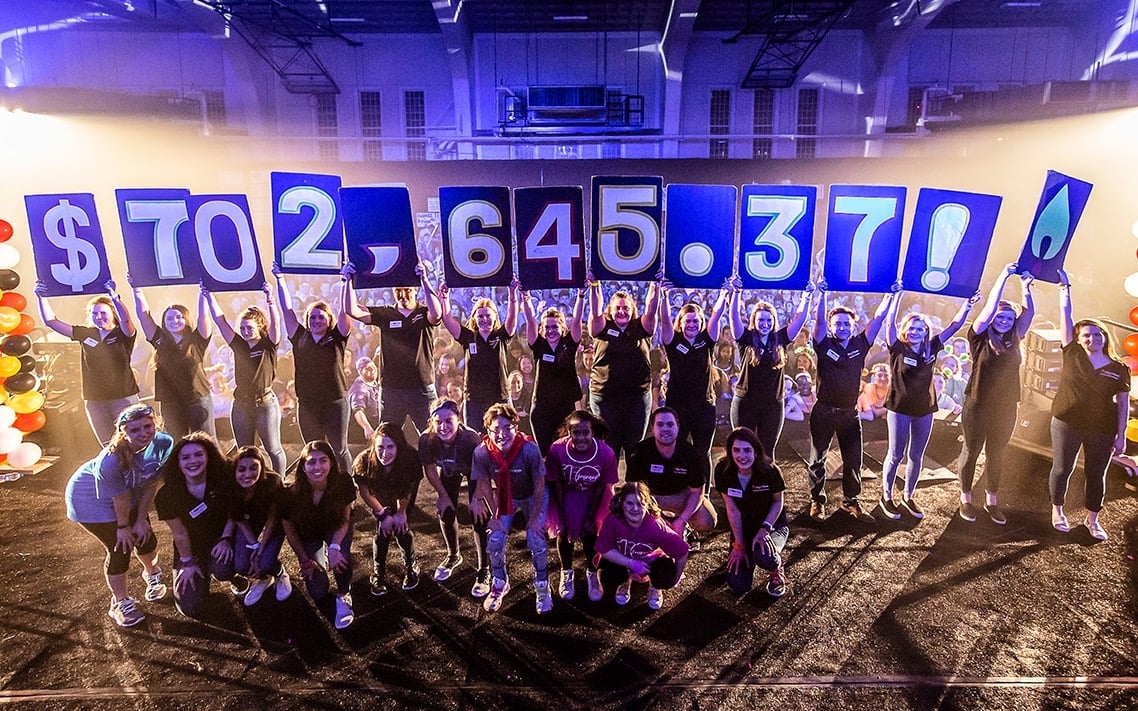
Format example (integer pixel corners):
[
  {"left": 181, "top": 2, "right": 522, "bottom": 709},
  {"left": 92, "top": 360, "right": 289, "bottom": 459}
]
[{"left": 483, "top": 432, "right": 531, "bottom": 516}]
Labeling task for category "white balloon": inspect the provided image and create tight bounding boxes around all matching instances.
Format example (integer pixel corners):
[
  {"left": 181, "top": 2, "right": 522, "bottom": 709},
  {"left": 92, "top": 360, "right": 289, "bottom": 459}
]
[
  {"left": 0, "top": 244, "right": 18, "bottom": 270},
  {"left": 1125, "top": 272, "right": 1138, "bottom": 298},
  {"left": 7, "top": 441, "right": 41, "bottom": 468},
  {"left": 0, "top": 405, "right": 15, "bottom": 429},
  {"left": 0, "top": 426, "right": 22, "bottom": 454}
]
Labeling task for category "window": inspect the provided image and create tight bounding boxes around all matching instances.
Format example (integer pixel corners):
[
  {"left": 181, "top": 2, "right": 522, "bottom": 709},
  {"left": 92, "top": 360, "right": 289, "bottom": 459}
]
[
  {"left": 796, "top": 88, "right": 818, "bottom": 159},
  {"left": 907, "top": 86, "right": 926, "bottom": 128},
  {"left": 404, "top": 90, "right": 426, "bottom": 161},
  {"left": 752, "top": 88, "right": 774, "bottom": 159},
  {"left": 360, "top": 91, "right": 383, "bottom": 162},
  {"left": 315, "top": 93, "right": 338, "bottom": 161},
  {"left": 204, "top": 90, "right": 226, "bottom": 128},
  {"left": 709, "top": 89, "right": 731, "bottom": 159}
]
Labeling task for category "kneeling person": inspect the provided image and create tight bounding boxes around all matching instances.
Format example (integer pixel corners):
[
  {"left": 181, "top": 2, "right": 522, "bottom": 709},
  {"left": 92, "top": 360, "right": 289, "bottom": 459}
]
[{"left": 626, "top": 407, "right": 717, "bottom": 537}]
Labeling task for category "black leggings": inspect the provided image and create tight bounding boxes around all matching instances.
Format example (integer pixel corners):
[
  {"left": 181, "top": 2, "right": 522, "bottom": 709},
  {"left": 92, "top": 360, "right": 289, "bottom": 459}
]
[
  {"left": 79, "top": 520, "right": 158, "bottom": 576},
  {"left": 556, "top": 531, "right": 598, "bottom": 571},
  {"left": 438, "top": 475, "right": 489, "bottom": 571}
]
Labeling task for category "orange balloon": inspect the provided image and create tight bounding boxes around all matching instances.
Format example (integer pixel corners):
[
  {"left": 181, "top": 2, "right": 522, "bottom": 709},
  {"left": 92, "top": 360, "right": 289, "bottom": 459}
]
[
  {"left": 0, "top": 220, "right": 10, "bottom": 242},
  {"left": 0, "top": 292, "right": 26, "bottom": 311},
  {"left": 1125, "top": 333, "right": 1138, "bottom": 358},
  {"left": 12, "top": 410, "right": 44, "bottom": 433},
  {"left": 1132, "top": 306, "right": 1138, "bottom": 328},
  {"left": 9, "top": 314, "right": 33, "bottom": 336}
]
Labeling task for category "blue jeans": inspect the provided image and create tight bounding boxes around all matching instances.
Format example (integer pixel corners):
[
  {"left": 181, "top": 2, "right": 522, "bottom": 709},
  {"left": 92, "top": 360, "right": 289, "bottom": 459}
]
[
  {"left": 231, "top": 393, "right": 288, "bottom": 477},
  {"left": 233, "top": 526, "right": 286, "bottom": 579},
  {"left": 173, "top": 549, "right": 236, "bottom": 618},
  {"left": 160, "top": 395, "right": 216, "bottom": 440},
  {"left": 381, "top": 385, "right": 436, "bottom": 433},
  {"left": 590, "top": 390, "right": 651, "bottom": 466},
  {"left": 301, "top": 527, "right": 354, "bottom": 600},
  {"left": 726, "top": 523, "right": 790, "bottom": 594},
  {"left": 85, "top": 396, "right": 140, "bottom": 446},
  {"left": 1049, "top": 417, "right": 1113, "bottom": 512},
  {"left": 882, "top": 410, "right": 935, "bottom": 499},
  {"left": 487, "top": 489, "right": 548, "bottom": 584},
  {"left": 298, "top": 397, "right": 350, "bottom": 474}
]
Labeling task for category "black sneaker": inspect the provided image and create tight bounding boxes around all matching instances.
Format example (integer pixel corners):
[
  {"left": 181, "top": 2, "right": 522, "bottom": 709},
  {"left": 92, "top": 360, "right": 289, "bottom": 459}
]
[
  {"left": 402, "top": 562, "right": 421, "bottom": 591},
  {"left": 985, "top": 503, "right": 1007, "bottom": 525},
  {"left": 959, "top": 502, "right": 978, "bottom": 522},
  {"left": 877, "top": 498, "right": 901, "bottom": 520},
  {"left": 370, "top": 575, "right": 388, "bottom": 597},
  {"left": 901, "top": 497, "right": 924, "bottom": 519},
  {"left": 809, "top": 501, "right": 826, "bottom": 521},
  {"left": 840, "top": 501, "right": 873, "bottom": 522}
]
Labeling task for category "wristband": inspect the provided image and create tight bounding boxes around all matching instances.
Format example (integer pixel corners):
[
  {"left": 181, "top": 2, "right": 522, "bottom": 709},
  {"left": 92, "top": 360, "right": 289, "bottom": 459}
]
[
  {"left": 731, "top": 541, "right": 746, "bottom": 552},
  {"left": 246, "top": 542, "right": 261, "bottom": 551},
  {"left": 761, "top": 521, "right": 775, "bottom": 532},
  {"left": 328, "top": 543, "right": 341, "bottom": 552},
  {"left": 180, "top": 555, "right": 195, "bottom": 564}
]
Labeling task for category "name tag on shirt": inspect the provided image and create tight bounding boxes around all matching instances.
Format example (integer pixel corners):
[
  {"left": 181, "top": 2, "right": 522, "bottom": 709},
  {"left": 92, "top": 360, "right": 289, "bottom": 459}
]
[
  {"left": 606, "top": 329, "right": 620, "bottom": 337},
  {"left": 727, "top": 487, "right": 744, "bottom": 498},
  {"left": 389, "top": 321, "right": 402, "bottom": 328},
  {"left": 469, "top": 343, "right": 478, "bottom": 355},
  {"left": 83, "top": 337, "right": 99, "bottom": 348},
  {"left": 649, "top": 464, "right": 665, "bottom": 474},
  {"left": 676, "top": 343, "right": 689, "bottom": 354},
  {"left": 542, "top": 353, "right": 555, "bottom": 362},
  {"left": 189, "top": 502, "right": 208, "bottom": 519},
  {"left": 826, "top": 349, "right": 840, "bottom": 361},
  {"left": 903, "top": 356, "right": 918, "bottom": 367}
]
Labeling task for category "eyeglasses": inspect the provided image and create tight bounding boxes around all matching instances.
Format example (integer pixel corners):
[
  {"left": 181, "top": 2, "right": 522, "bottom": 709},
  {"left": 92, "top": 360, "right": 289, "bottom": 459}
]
[{"left": 488, "top": 424, "right": 516, "bottom": 435}]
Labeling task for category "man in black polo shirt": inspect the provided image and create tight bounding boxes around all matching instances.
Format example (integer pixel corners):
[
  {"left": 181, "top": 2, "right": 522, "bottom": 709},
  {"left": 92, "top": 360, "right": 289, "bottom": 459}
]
[
  {"left": 342, "top": 262, "right": 442, "bottom": 431},
  {"left": 807, "top": 282, "right": 897, "bottom": 521},
  {"left": 626, "top": 407, "right": 717, "bottom": 535}
]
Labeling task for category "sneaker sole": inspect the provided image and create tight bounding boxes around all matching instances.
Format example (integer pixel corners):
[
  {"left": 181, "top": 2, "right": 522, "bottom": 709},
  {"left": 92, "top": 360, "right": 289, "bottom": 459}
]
[
  {"left": 434, "top": 568, "right": 453, "bottom": 582},
  {"left": 901, "top": 502, "right": 924, "bottom": 519}
]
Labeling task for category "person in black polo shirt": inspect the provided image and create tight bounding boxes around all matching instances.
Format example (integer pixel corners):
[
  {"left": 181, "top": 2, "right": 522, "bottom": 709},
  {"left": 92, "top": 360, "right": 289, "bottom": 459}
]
[
  {"left": 440, "top": 280, "right": 520, "bottom": 432},
  {"left": 587, "top": 276, "right": 662, "bottom": 466},
  {"left": 342, "top": 262, "right": 442, "bottom": 432},
  {"left": 522, "top": 287, "right": 586, "bottom": 454},
  {"left": 626, "top": 407, "right": 717, "bottom": 535},
  {"left": 660, "top": 282, "right": 729, "bottom": 463},
  {"left": 275, "top": 263, "right": 352, "bottom": 475},
  {"left": 128, "top": 277, "right": 215, "bottom": 439},
  {"left": 806, "top": 282, "right": 898, "bottom": 522}
]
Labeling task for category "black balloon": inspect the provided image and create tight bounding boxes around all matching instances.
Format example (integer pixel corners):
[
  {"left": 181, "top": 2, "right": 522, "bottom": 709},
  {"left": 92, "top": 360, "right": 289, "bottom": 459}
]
[
  {"left": 0, "top": 270, "right": 19, "bottom": 291},
  {"left": 17, "top": 355, "right": 36, "bottom": 373},
  {"left": 3, "top": 371, "right": 37, "bottom": 394},
  {"left": 0, "top": 335, "right": 30, "bottom": 356}
]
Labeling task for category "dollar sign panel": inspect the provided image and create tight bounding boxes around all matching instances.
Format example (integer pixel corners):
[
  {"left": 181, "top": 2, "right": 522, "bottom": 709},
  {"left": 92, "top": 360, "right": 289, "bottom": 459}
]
[{"left": 24, "top": 193, "right": 112, "bottom": 297}]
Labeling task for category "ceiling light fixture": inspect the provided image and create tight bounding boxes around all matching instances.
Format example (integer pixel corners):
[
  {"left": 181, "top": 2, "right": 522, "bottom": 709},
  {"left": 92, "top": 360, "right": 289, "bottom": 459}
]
[{"left": 553, "top": 15, "right": 588, "bottom": 21}]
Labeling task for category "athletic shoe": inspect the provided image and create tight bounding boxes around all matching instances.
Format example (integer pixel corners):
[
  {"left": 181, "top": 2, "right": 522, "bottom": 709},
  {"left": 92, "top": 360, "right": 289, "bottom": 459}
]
[
  {"left": 766, "top": 566, "right": 787, "bottom": 598},
  {"left": 877, "top": 498, "right": 901, "bottom": 520},
  {"left": 985, "top": 503, "right": 1007, "bottom": 526},
  {"left": 402, "top": 562, "right": 421, "bottom": 591},
  {"left": 274, "top": 570, "right": 293, "bottom": 601},
  {"left": 483, "top": 578, "right": 510, "bottom": 612},
  {"left": 809, "top": 501, "right": 826, "bottom": 521},
  {"left": 142, "top": 568, "right": 167, "bottom": 602},
  {"left": 840, "top": 501, "right": 873, "bottom": 521},
  {"left": 471, "top": 568, "right": 492, "bottom": 598},
  {"left": 433, "top": 553, "right": 463, "bottom": 582},
  {"left": 901, "top": 497, "right": 925, "bottom": 519},
  {"left": 108, "top": 596, "right": 144, "bottom": 627},
  {"left": 243, "top": 576, "right": 273, "bottom": 606},
  {"left": 369, "top": 575, "right": 388, "bottom": 597},
  {"left": 1087, "top": 518, "right": 1108, "bottom": 541},
  {"left": 558, "top": 569, "right": 575, "bottom": 600},
  {"left": 614, "top": 580, "right": 632, "bottom": 606},
  {"left": 647, "top": 586, "right": 663, "bottom": 610},
  {"left": 586, "top": 570, "right": 603, "bottom": 602},
  {"left": 1052, "top": 510, "right": 1070, "bottom": 533},
  {"left": 535, "top": 580, "right": 553, "bottom": 614},
  {"left": 958, "top": 501, "right": 978, "bottom": 522},
  {"left": 334, "top": 594, "right": 354, "bottom": 630},
  {"left": 229, "top": 577, "right": 249, "bottom": 596}
]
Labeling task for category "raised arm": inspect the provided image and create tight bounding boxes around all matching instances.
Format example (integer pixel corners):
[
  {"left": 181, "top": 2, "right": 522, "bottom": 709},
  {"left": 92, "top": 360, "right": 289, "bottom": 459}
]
[
  {"left": 438, "top": 283, "right": 463, "bottom": 339},
  {"left": 1015, "top": 273, "right": 1036, "bottom": 339},
  {"left": 659, "top": 283, "right": 676, "bottom": 346},
  {"left": 587, "top": 275, "right": 606, "bottom": 338},
  {"left": 568, "top": 286, "right": 585, "bottom": 343},
  {"left": 706, "top": 286, "right": 729, "bottom": 343},
  {"left": 263, "top": 282, "right": 281, "bottom": 344},
  {"left": 271, "top": 263, "right": 300, "bottom": 338},
  {"left": 640, "top": 280, "right": 661, "bottom": 335},
  {"left": 503, "top": 278, "right": 521, "bottom": 337},
  {"left": 339, "top": 263, "right": 374, "bottom": 324},
  {"left": 202, "top": 286, "right": 235, "bottom": 343},
  {"left": 1058, "top": 269, "right": 1074, "bottom": 345},
  {"left": 333, "top": 281, "right": 351, "bottom": 337},
  {"left": 972, "top": 263, "right": 1017, "bottom": 334},
  {"left": 126, "top": 275, "right": 158, "bottom": 341},
  {"left": 33, "top": 283, "right": 72, "bottom": 338},
  {"left": 812, "top": 281, "right": 829, "bottom": 342},
  {"left": 871, "top": 286, "right": 901, "bottom": 345},
  {"left": 195, "top": 285, "right": 212, "bottom": 340},
  {"left": 938, "top": 292, "right": 981, "bottom": 343},
  {"left": 522, "top": 288, "right": 540, "bottom": 346},
  {"left": 107, "top": 280, "right": 135, "bottom": 338},
  {"left": 418, "top": 262, "right": 443, "bottom": 324},
  {"left": 785, "top": 283, "right": 815, "bottom": 340},
  {"left": 728, "top": 283, "right": 746, "bottom": 342}
]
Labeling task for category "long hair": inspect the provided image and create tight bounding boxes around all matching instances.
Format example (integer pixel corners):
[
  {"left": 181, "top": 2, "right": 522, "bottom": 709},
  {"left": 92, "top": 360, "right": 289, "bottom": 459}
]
[
  {"left": 161, "top": 304, "right": 190, "bottom": 328},
  {"left": 672, "top": 303, "right": 705, "bottom": 333},
  {"left": 292, "top": 440, "right": 343, "bottom": 499},
  {"left": 107, "top": 404, "right": 162, "bottom": 472},
  {"left": 897, "top": 312, "right": 933, "bottom": 359},
  {"left": 1074, "top": 318, "right": 1122, "bottom": 361},
  {"left": 749, "top": 301, "right": 779, "bottom": 331},
  {"left": 608, "top": 481, "right": 661, "bottom": 521},
  {"left": 86, "top": 294, "right": 119, "bottom": 329},
  {"left": 724, "top": 426, "right": 772, "bottom": 470},
  {"left": 160, "top": 432, "right": 230, "bottom": 491},
  {"left": 359, "top": 421, "right": 414, "bottom": 472},
  {"left": 557, "top": 409, "right": 609, "bottom": 440},
  {"left": 465, "top": 297, "right": 502, "bottom": 332},
  {"left": 238, "top": 306, "right": 269, "bottom": 340},
  {"left": 605, "top": 291, "right": 639, "bottom": 321},
  {"left": 304, "top": 300, "right": 334, "bottom": 329}
]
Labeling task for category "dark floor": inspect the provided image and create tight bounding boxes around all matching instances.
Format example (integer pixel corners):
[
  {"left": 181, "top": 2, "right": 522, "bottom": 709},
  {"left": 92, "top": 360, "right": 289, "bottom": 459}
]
[{"left": 2, "top": 417, "right": 1138, "bottom": 710}]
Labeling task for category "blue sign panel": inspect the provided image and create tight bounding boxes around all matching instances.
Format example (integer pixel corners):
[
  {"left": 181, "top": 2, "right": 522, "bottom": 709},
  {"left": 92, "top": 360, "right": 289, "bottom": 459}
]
[
  {"left": 902, "top": 188, "right": 1003, "bottom": 298},
  {"left": 25, "top": 193, "right": 113, "bottom": 297},
  {"left": 738, "top": 184, "right": 815, "bottom": 290},
  {"left": 440, "top": 186, "right": 513, "bottom": 288},
  {"left": 116, "top": 188, "right": 195, "bottom": 287},
  {"left": 271, "top": 171, "right": 345, "bottom": 275},
  {"left": 823, "top": 185, "right": 907, "bottom": 293},
  {"left": 185, "top": 194, "right": 265, "bottom": 292},
  {"left": 515, "top": 186, "right": 585, "bottom": 289},
  {"left": 591, "top": 176, "right": 664, "bottom": 282},
  {"left": 662, "top": 184, "right": 737, "bottom": 289},
  {"left": 1015, "top": 170, "right": 1093, "bottom": 284},
  {"left": 340, "top": 186, "right": 419, "bottom": 290}
]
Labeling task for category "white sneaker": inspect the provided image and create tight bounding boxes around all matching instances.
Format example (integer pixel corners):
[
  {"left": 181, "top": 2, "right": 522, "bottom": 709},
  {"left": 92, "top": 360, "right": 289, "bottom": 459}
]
[
  {"left": 535, "top": 580, "right": 553, "bottom": 614},
  {"left": 483, "top": 577, "right": 510, "bottom": 612},
  {"left": 275, "top": 570, "right": 293, "bottom": 601},
  {"left": 615, "top": 580, "right": 632, "bottom": 606},
  {"left": 586, "top": 569, "right": 603, "bottom": 602},
  {"left": 558, "top": 569, "right": 575, "bottom": 600},
  {"left": 471, "top": 569, "right": 492, "bottom": 598},
  {"left": 334, "top": 594, "right": 354, "bottom": 630},
  {"left": 243, "top": 576, "right": 273, "bottom": 606},
  {"left": 108, "top": 596, "right": 144, "bottom": 627},
  {"left": 142, "top": 568, "right": 167, "bottom": 602},
  {"left": 647, "top": 586, "right": 663, "bottom": 610}
]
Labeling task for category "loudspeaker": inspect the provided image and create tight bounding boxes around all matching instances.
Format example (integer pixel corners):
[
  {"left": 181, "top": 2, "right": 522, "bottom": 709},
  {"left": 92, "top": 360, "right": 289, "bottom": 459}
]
[
  {"left": 1023, "top": 327, "right": 1064, "bottom": 403},
  {"left": 1011, "top": 401, "right": 1052, "bottom": 456}
]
